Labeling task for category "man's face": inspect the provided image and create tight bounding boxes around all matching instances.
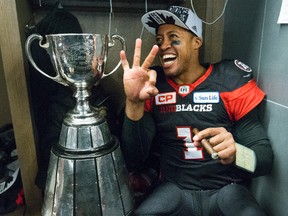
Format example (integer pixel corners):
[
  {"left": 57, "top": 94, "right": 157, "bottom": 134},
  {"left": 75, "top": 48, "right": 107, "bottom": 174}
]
[{"left": 156, "top": 24, "right": 198, "bottom": 79}]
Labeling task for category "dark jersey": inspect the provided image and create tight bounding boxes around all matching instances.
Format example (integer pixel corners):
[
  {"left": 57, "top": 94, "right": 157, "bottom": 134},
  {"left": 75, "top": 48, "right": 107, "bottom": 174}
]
[{"left": 144, "top": 59, "right": 265, "bottom": 190}]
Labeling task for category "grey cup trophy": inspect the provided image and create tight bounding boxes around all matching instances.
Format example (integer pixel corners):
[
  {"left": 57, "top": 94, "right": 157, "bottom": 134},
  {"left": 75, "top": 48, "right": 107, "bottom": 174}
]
[{"left": 25, "top": 33, "right": 134, "bottom": 216}]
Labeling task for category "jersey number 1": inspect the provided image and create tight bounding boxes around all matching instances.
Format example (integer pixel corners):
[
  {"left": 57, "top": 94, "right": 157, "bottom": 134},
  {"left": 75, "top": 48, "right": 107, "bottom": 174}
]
[{"left": 176, "top": 127, "right": 204, "bottom": 160}]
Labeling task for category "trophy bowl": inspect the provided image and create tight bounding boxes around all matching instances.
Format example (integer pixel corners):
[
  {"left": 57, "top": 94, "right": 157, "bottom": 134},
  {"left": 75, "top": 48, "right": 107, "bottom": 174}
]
[
  {"left": 25, "top": 33, "right": 125, "bottom": 88},
  {"left": 26, "top": 33, "right": 125, "bottom": 123}
]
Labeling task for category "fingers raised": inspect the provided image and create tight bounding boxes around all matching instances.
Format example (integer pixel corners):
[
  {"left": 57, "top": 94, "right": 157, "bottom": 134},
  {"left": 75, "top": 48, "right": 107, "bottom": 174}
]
[
  {"left": 120, "top": 50, "right": 130, "bottom": 71},
  {"left": 147, "top": 69, "right": 157, "bottom": 86},
  {"left": 132, "top": 38, "right": 142, "bottom": 67},
  {"left": 141, "top": 45, "right": 159, "bottom": 71}
]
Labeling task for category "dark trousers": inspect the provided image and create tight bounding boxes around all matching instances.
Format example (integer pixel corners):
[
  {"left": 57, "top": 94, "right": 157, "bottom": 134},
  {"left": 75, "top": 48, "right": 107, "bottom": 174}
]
[{"left": 135, "top": 181, "right": 267, "bottom": 216}]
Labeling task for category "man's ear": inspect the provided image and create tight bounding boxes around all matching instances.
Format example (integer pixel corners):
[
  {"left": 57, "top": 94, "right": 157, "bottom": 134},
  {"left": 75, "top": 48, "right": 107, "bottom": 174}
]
[{"left": 193, "top": 36, "right": 203, "bottom": 49}]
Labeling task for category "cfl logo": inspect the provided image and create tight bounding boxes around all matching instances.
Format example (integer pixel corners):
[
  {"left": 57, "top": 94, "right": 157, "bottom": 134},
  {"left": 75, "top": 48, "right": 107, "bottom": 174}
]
[
  {"left": 179, "top": 86, "right": 190, "bottom": 94},
  {"left": 155, "top": 92, "right": 176, "bottom": 105}
]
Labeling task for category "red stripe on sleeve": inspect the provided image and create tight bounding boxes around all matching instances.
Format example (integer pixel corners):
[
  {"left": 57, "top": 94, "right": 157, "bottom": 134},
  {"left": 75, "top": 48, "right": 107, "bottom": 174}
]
[{"left": 220, "top": 79, "right": 265, "bottom": 122}]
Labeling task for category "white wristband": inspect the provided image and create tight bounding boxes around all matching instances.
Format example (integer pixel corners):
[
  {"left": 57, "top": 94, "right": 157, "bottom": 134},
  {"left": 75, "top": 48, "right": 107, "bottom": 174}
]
[{"left": 235, "top": 143, "right": 256, "bottom": 173}]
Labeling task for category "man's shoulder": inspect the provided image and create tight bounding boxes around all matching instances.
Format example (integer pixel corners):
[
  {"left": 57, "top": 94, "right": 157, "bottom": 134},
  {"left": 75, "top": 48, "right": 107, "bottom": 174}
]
[
  {"left": 213, "top": 59, "right": 254, "bottom": 77},
  {"left": 211, "top": 59, "right": 255, "bottom": 90}
]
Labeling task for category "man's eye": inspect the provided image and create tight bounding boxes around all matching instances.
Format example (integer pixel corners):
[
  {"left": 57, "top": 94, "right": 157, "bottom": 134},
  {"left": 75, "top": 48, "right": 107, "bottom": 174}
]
[
  {"left": 170, "top": 34, "right": 178, "bottom": 39},
  {"left": 156, "top": 38, "right": 163, "bottom": 46}
]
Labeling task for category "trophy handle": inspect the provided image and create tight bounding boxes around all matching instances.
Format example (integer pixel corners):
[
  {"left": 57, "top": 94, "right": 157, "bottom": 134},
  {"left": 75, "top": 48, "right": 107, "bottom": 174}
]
[
  {"left": 25, "top": 34, "right": 68, "bottom": 86},
  {"left": 102, "top": 34, "right": 126, "bottom": 78}
]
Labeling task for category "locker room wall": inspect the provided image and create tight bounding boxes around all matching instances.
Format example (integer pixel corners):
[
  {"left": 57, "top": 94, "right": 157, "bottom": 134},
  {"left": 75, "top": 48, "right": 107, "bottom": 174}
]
[
  {"left": 222, "top": 0, "right": 288, "bottom": 215},
  {"left": 0, "top": 48, "right": 12, "bottom": 126}
]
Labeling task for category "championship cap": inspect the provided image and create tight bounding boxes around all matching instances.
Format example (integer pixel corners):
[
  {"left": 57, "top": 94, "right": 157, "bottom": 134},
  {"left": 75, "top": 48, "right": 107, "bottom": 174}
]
[{"left": 141, "top": 6, "right": 202, "bottom": 38}]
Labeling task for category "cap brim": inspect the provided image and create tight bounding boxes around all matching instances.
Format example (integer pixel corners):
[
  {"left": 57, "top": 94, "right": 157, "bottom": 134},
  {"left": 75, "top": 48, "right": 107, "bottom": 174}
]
[{"left": 141, "top": 10, "right": 190, "bottom": 35}]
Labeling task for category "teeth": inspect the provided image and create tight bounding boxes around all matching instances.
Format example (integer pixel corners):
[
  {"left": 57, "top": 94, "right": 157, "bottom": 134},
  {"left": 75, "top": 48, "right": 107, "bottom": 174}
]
[
  {"left": 163, "top": 54, "right": 176, "bottom": 60},
  {"left": 164, "top": 60, "right": 174, "bottom": 65}
]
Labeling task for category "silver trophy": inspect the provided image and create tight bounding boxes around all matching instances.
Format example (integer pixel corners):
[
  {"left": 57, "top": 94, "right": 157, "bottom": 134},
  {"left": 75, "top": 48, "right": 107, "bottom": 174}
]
[{"left": 25, "top": 33, "right": 134, "bottom": 216}]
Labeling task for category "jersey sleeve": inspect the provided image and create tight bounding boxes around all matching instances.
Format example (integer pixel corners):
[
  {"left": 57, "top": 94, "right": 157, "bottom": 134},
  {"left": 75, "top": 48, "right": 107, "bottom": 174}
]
[
  {"left": 220, "top": 79, "right": 265, "bottom": 122},
  {"left": 121, "top": 112, "right": 156, "bottom": 171},
  {"left": 232, "top": 106, "right": 273, "bottom": 177}
]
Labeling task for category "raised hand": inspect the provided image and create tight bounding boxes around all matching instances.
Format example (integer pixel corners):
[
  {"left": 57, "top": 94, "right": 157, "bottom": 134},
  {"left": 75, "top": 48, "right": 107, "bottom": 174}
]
[{"left": 120, "top": 38, "right": 159, "bottom": 104}]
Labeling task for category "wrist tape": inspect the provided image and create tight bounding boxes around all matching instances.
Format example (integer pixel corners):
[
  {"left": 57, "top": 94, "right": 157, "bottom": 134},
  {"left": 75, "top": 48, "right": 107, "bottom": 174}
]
[{"left": 235, "top": 143, "right": 256, "bottom": 173}]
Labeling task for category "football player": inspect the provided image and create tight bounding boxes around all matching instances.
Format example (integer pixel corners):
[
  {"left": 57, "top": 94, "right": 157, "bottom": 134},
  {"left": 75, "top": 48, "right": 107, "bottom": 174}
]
[{"left": 120, "top": 5, "right": 273, "bottom": 216}]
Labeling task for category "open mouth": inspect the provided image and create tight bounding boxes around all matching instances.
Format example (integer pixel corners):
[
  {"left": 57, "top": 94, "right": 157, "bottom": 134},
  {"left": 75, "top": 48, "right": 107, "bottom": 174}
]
[{"left": 162, "top": 54, "right": 177, "bottom": 65}]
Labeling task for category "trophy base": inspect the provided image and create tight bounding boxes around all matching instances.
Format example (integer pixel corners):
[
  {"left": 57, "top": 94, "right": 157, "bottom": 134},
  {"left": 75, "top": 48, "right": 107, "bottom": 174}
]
[{"left": 42, "top": 137, "right": 134, "bottom": 216}]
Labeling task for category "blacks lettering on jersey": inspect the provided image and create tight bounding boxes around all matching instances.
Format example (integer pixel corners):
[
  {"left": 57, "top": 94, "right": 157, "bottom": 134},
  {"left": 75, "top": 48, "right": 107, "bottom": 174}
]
[{"left": 158, "top": 104, "right": 213, "bottom": 113}]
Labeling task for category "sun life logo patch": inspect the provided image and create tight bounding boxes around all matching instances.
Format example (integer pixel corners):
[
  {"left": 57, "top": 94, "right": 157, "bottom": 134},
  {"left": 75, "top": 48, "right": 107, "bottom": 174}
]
[{"left": 193, "top": 92, "right": 219, "bottom": 103}]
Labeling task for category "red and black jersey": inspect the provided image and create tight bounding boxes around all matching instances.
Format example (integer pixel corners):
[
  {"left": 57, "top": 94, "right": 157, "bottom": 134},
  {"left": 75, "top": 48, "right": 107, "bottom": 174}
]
[{"left": 144, "top": 59, "right": 265, "bottom": 190}]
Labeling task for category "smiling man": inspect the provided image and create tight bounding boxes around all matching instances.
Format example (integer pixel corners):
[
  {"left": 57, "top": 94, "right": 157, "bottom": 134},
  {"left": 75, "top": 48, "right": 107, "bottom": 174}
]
[{"left": 120, "top": 5, "right": 273, "bottom": 216}]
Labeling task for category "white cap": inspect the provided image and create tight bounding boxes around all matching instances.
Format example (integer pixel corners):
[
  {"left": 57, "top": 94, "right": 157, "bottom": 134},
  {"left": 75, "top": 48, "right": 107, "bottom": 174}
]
[{"left": 141, "top": 6, "right": 202, "bottom": 38}]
